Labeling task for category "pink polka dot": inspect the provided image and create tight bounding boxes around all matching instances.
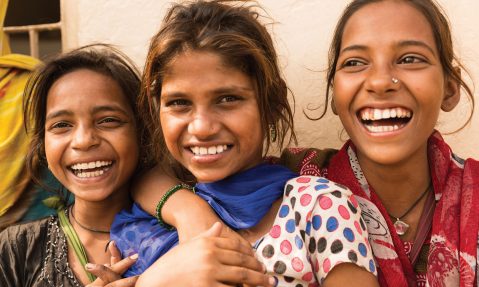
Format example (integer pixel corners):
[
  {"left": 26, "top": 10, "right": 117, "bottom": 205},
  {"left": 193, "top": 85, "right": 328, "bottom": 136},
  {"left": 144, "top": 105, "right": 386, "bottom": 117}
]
[
  {"left": 298, "top": 185, "right": 309, "bottom": 193},
  {"left": 280, "top": 240, "right": 292, "bottom": 255},
  {"left": 354, "top": 221, "right": 362, "bottom": 235},
  {"left": 302, "top": 272, "right": 313, "bottom": 281},
  {"left": 300, "top": 194, "right": 312, "bottom": 206},
  {"left": 319, "top": 195, "right": 333, "bottom": 209},
  {"left": 292, "top": 257, "right": 304, "bottom": 272},
  {"left": 296, "top": 177, "right": 311, "bottom": 183},
  {"left": 349, "top": 194, "right": 358, "bottom": 208},
  {"left": 338, "top": 205, "right": 350, "bottom": 220},
  {"left": 323, "top": 258, "right": 331, "bottom": 273},
  {"left": 270, "top": 225, "right": 281, "bottom": 238},
  {"left": 313, "top": 257, "right": 319, "bottom": 272},
  {"left": 308, "top": 283, "right": 319, "bottom": 287}
]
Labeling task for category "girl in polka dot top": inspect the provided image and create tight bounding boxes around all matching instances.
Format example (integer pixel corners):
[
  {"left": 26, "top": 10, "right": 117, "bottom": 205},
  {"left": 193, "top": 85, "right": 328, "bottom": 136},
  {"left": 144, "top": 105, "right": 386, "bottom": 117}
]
[{"left": 108, "top": 1, "right": 380, "bottom": 286}]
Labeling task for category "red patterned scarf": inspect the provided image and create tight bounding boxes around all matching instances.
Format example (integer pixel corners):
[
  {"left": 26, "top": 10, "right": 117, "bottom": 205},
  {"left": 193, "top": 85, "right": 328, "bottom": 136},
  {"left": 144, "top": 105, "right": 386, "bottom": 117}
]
[
  {"left": 323, "top": 132, "right": 479, "bottom": 287},
  {"left": 282, "top": 132, "right": 479, "bottom": 286}
]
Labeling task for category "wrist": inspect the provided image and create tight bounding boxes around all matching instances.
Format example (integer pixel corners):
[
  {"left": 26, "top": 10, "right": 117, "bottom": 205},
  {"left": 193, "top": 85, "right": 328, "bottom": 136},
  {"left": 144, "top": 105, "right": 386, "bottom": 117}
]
[{"left": 155, "top": 184, "right": 194, "bottom": 230}]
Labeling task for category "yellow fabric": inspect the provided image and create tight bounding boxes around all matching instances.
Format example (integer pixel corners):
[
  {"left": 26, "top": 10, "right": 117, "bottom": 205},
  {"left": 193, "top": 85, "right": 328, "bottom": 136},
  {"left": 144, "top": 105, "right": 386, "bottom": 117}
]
[
  {"left": 0, "top": 54, "right": 41, "bottom": 217},
  {"left": 0, "top": 0, "right": 11, "bottom": 55}
]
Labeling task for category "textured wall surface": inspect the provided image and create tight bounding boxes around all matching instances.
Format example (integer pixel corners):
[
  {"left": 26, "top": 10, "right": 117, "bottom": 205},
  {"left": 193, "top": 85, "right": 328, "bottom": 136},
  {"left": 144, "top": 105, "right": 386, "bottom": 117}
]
[{"left": 62, "top": 0, "right": 479, "bottom": 158}]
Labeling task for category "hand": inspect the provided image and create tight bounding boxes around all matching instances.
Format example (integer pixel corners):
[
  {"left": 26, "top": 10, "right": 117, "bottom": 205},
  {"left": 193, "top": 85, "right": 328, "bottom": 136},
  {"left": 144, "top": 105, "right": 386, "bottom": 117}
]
[
  {"left": 136, "top": 222, "right": 274, "bottom": 287},
  {"left": 84, "top": 241, "right": 139, "bottom": 287}
]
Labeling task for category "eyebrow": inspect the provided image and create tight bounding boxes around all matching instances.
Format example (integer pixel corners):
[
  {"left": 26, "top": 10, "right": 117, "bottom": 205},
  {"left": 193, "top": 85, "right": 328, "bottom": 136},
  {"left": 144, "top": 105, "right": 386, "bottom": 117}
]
[
  {"left": 340, "top": 40, "right": 436, "bottom": 55},
  {"left": 161, "top": 85, "right": 255, "bottom": 98},
  {"left": 397, "top": 40, "right": 436, "bottom": 55},
  {"left": 45, "top": 105, "right": 130, "bottom": 121}
]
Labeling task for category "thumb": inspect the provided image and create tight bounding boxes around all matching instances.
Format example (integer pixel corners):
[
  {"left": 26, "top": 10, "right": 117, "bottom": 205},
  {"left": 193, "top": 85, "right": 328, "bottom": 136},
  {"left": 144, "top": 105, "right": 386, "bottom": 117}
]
[{"left": 198, "top": 222, "right": 223, "bottom": 238}]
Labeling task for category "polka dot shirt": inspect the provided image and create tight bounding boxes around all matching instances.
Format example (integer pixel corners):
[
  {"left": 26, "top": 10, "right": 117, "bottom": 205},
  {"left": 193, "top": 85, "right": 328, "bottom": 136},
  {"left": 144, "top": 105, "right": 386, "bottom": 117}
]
[{"left": 255, "top": 176, "right": 377, "bottom": 286}]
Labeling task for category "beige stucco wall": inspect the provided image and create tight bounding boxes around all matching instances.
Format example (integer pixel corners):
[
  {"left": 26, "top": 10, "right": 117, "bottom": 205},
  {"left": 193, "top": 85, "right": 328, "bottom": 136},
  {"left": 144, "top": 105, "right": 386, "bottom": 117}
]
[{"left": 62, "top": 0, "right": 479, "bottom": 158}]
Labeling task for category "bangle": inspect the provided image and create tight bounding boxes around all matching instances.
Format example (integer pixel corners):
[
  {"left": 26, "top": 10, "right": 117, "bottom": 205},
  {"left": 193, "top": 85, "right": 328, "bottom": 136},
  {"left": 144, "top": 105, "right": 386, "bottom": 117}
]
[{"left": 155, "top": 183, "right": 194, "bottom": 230}]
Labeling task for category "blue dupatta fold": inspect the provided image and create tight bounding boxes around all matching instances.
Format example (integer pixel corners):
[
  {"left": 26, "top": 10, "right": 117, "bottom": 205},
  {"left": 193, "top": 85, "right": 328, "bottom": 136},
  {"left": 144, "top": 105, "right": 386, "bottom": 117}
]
[{"left": 110, "top": 163, "right": 297, "bottom": 277}]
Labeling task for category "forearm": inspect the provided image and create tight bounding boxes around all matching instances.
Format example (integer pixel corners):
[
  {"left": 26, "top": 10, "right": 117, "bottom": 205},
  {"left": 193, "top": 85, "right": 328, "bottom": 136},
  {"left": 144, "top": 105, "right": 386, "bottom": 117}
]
[{"left": 132, "top": 164, "right": 225, "bottom": 241}]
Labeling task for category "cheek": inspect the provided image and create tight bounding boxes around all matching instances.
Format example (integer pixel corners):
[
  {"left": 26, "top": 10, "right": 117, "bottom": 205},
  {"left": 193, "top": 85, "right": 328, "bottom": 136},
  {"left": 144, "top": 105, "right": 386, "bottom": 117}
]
[{"left": 159, "top": 114, "right": 182, "bottom": 152}]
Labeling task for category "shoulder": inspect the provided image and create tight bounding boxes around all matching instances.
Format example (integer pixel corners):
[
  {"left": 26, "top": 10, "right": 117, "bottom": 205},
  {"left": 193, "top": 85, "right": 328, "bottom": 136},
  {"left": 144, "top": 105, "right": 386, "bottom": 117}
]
[
  {"left": 0, "top": 216, "right": 53, "bottom": 243},
  {"left": 284, "top": 176, "right": 352, "bottom": 198},
  {"left": 278, "top": 148, "right": 338, "bottom": 175}
]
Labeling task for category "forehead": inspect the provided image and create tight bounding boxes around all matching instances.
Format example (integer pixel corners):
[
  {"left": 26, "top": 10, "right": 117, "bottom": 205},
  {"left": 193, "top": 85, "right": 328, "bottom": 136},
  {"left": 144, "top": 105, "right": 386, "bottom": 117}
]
[
  {"left": 161, "top": 51, "right": 254, "bottom": 93},
  {"left": 46, "top": 69, "right": 131, "bottom": 112},
  {"left": 341, "top": 1, "right": 437, "bottom": 52}
]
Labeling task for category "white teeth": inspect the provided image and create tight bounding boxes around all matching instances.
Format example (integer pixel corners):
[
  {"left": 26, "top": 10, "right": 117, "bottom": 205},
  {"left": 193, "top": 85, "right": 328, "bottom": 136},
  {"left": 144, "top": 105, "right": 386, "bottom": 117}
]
[
  {"left": 373, "top": 109, "right": 382, "bottom": 120},
  {"left": 71, "top": 161, "right": 112, "bottom": 171},
  {"left": 364, "top": 123, "right": 405, "bottom": 133},
  {"left": 77, "top": 169, "right": 105, "bottom": 178},
  {"left": 360, "top": 107, "right": 412, "bottom": 121},
  {"left": 191, "top": 145, "right": 229, "bottom": 156},
  {"left": 207, "top": 146, "right": 216, "bottom": 154}
]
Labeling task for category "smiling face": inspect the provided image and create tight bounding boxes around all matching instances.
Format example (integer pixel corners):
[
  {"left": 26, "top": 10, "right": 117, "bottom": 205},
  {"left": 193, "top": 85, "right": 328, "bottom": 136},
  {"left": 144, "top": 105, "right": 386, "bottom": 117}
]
[
  {"left": 159, "top": 51, "right": 264, "bottom": 182},
  {"left": 44, "top": 69, "right": 139, "bottom": 202},
  {"left": 332, "top": 0, "right": 459, "bottom": 166}
]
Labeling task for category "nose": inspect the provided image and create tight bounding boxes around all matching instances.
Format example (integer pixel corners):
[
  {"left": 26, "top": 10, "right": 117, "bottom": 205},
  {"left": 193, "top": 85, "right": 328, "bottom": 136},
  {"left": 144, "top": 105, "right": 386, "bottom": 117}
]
[
  {"left": 364, "top": 65, "right": 398, "bottom": 96},
  {"left": 187, "top": 110, "right": 220, "bottom": 140},
  {"left": 71, "top": 124, "right": 100, "bottom": 150}
]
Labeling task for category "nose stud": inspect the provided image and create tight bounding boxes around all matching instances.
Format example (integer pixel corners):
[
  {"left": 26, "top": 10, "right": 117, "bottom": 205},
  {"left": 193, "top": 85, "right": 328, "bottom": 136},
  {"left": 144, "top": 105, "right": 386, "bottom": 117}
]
[{"left": 392, "top": 77, "right": 399, "bottom": 84}]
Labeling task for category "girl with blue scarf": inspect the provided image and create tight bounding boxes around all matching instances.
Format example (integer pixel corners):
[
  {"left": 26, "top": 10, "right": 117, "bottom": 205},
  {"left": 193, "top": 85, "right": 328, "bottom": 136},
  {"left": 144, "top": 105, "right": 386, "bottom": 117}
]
[{"left": 95, "top": 1, "right": 379, "bottom": 286}]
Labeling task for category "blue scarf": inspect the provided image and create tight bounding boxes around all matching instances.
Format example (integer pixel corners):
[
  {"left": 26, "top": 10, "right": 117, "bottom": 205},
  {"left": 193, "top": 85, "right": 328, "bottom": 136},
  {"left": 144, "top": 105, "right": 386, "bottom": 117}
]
[{"left": 110, "top": 163, "right": 297, "bottom": 276}]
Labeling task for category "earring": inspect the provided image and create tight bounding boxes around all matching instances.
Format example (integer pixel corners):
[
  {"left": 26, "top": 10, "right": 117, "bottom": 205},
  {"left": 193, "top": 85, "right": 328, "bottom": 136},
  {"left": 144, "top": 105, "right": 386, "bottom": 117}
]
[
  {"left": 392, "top": 77, "right": 399, "bottom": 84},
  {"left": 269, "top": 124, "right": 277, "bottom": 142}
]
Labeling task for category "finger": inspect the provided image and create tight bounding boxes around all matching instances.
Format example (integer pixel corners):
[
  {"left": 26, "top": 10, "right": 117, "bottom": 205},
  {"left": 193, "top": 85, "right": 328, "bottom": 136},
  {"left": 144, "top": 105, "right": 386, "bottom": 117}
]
[
  {"left": 211, "top": 237, "right": 255, "bottom": 257},
  {"left": 108, "top": 241, "right": 122, "bottom": 266},
  {"left": 85, "top": 263, "right": 122, "bottom": 283},
  {"left": 197, "top": 222, "right": 223, "bottom": 238},
  {"left": 216, "top": 266, "right": 274, "bottom": 287},
  {"left": 104, "top": 275, "right": 139, "bottom": 287},
  {"left": 109, "top": 254, "right": 139, "bottom": 275},
  {"left": 214, "top": 249, "right": 264, "bottom": 273}
]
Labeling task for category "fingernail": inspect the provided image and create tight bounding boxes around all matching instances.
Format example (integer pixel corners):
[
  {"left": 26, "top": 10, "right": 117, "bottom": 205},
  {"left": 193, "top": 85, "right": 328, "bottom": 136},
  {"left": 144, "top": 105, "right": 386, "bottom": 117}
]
[
  {"left": 129, "top": 253, "right": 139, "bottom": 260},
  {"left": 85, "top": 263, "right": 94, "bottom": 270},
  {"left": 111, "top": 240, "right": 116, "bottom": 248},
  {"left": 268, "top": 276, "right": 276, "bottom": 286}
]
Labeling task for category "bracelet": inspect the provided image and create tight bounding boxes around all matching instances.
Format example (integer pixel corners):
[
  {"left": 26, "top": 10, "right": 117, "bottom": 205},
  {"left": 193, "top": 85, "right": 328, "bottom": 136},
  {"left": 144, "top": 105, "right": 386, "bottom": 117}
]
[{"left": 155, "top": 183, "right": 194, "bottom": 230}]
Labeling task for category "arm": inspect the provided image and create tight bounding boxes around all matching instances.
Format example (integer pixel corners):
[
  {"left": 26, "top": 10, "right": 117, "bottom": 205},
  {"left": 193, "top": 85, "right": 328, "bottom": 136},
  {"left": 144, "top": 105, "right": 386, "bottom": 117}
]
[
  {"left": 132, "top": 164, "right": 238, "bottom": 242},
  {"left": 135, "top": 223, "right": 274, "bottom": 287},
  {"left": 301, "top": 177, "right": 378, "bottom": 286},
  {"left": 323, "top": 263, "right": 378, "bottom": 287}
]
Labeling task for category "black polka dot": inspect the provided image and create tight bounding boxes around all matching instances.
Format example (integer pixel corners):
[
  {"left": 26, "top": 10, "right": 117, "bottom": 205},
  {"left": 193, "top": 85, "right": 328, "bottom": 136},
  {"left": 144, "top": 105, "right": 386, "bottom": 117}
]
[
  {"left": 290, "top": 197, "right": 296, "bottom": 209},
  {"left": 331, "top": 190, "right": 342, "bottom": 198},
  {"left": 360, "top": 217, "right": 366, "bottom": 230},
  {"left": 317, "top": 237, "right": 327, "bottom": 253},
  {"left": 262, "top": 244, "right": 275, "bottom": 258},
  {"left": 331, "top": 239, "right": 343, "bottom": 254},
  {"left": 285, "top": 184, "right": 294, "bottom": 197},
  {"left": 300, "top": 230, "right": 306, "bottom": 241},
  {"left": 348, "top": 250, "right": 358, "bottom": 263},
  {"left": 295, "top": 284, "right": 304, "bottom": 287},
  {"left": 273, "top": 261, "right": 287, "bottom": 274},
  {"left": 347, "top": 200, "right": 358, "bottom": 214},
  {"left": 284, "top": 276, "right": 294, "bottom": 283},
  {"left": 295, "top": 211, "right": 301, "bottom": 226},
  {"left": 308, "top": 238, "right": 316, "bottom": 253}
]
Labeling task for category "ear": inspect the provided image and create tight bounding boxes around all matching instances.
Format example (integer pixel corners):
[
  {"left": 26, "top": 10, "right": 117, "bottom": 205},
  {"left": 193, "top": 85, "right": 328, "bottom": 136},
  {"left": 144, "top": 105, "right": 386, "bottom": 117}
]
[
  {"left": 331, "top": 97, "right": 338, "bottom": 115},
  {"left": 441, "top": 69, "right": 461, "bottom": 112}
]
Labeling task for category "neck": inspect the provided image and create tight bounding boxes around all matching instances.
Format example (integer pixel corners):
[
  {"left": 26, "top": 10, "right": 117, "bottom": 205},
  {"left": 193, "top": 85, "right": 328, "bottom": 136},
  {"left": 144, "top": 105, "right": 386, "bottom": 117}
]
[
  {"left": 71, "top": 193, "right": 131, "bottom": 235},
  {"left": 356, "top": 144, "right": 431, "bottom": 217}
]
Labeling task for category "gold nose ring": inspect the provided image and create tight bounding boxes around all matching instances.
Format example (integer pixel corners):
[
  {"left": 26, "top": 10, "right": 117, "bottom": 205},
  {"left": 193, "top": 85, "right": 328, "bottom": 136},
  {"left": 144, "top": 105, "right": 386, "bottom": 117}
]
[{"left": 392, "top": 77, "right": 399, "bottom": 84}]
